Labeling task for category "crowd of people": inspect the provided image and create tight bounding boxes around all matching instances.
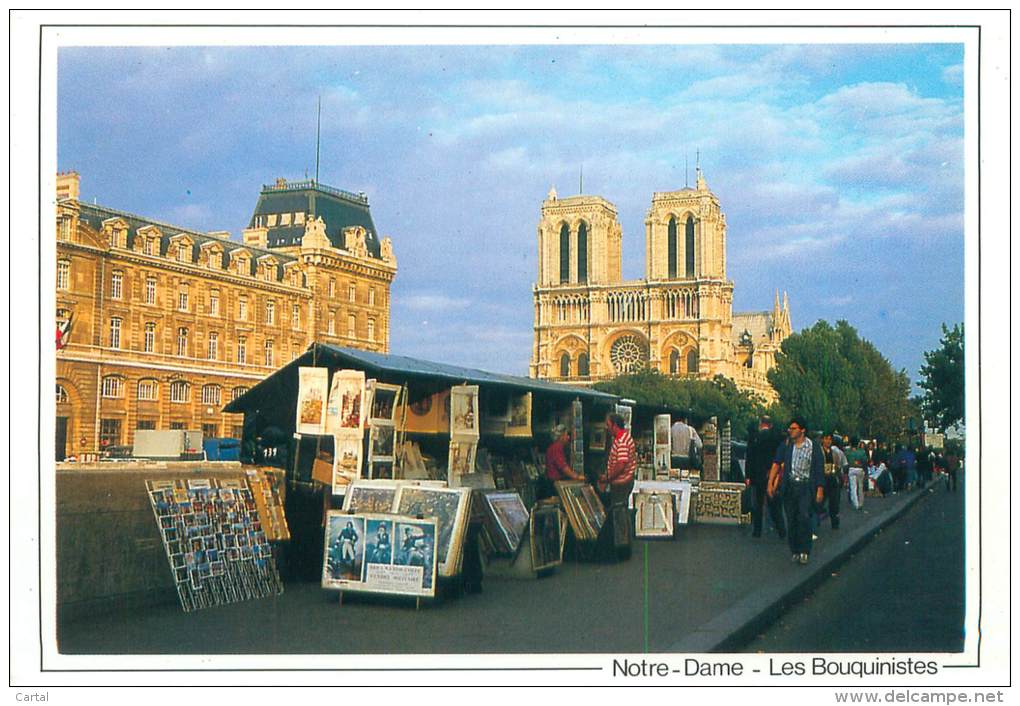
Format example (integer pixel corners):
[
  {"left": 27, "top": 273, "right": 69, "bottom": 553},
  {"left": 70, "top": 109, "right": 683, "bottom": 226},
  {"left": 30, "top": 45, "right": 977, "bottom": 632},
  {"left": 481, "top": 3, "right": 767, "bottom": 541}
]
[{"left": 745, "top": 415, "right": 962, "bottom": 565}]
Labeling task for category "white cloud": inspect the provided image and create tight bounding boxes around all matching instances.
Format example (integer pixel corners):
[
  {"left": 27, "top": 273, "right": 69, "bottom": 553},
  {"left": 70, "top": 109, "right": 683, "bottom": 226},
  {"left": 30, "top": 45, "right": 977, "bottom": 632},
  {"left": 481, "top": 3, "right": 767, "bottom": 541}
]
[
  {"left": 942, "top": 63, "right": 964, "bottom": 86},
  {"left": 399, "top": 293, "right": 472, "bottom": 311}
]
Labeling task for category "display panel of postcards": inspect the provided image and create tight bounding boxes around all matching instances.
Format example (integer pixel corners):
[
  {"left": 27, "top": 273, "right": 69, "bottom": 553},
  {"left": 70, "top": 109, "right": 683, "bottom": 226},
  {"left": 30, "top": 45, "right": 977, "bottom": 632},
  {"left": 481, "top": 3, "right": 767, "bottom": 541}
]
[
  {"left": 447, "top": 385, "right": 480, "bottom": 486},
  {"left": 478, "top": 491, "right": 530, "bottom": 556},
  {"left": 322, "top": 511, "right": 438, "bottom": 598},
  {"left": 366, "top": 381, "right": 404, "bottom": 480},
  {"left": 146, "top": 478, "right": 283, "bottom": 612},
  {"left": 326, "top": 369, "right": 367, "bottom": 494},
  {"left": 554, "top": 480, "right": 606, "bottom": 542}
]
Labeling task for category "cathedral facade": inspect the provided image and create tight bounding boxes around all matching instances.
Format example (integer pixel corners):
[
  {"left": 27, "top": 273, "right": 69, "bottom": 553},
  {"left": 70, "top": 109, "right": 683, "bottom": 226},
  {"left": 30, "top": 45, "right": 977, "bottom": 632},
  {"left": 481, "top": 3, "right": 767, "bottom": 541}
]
[{"left": 530, "top": 169, "right": 791, "bottom": 403}]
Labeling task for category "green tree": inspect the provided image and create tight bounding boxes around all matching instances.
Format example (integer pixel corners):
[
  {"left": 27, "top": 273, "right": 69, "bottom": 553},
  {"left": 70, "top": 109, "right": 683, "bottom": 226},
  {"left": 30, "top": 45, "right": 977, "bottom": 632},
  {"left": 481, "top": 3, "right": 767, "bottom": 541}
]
[
  {"left": 918, "top": 323, "right": 964, "bottom": 432},
  {"left": 767, "top": 320, "right": 912, "bottom": 440}
]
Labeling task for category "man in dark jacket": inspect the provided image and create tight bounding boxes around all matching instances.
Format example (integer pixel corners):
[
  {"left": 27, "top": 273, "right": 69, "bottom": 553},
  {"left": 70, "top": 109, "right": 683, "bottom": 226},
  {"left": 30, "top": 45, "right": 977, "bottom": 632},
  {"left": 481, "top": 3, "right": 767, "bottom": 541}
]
[
  {"left": 745, "top": 416, "right": 787, "bottom": 539},
  {"left": 768, "top": 416, "right": 825, "bottom": 565}
]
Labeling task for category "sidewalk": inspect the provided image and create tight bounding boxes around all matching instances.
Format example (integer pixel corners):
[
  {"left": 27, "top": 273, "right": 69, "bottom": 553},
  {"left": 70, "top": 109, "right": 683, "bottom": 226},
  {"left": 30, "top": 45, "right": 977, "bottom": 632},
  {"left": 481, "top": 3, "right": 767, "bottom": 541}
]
[{"left": 57, "top": 486, "right": 935, "bottom": 655}]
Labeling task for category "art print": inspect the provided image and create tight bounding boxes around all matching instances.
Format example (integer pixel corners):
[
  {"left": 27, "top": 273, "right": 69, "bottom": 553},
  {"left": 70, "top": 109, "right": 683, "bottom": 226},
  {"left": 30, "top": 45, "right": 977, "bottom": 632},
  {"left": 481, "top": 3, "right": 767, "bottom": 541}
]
[
  {"left": 364, "top": 518, "right": 394, "bottom": 566},
  {"left": 447, "top": 439, "right": 477, "bottom": 479},
  {"left": 296, "top": 366, "right": 329, "bottom": 435},
  {"left": 393, "top": 486, "right": 470, "bottom": 577},
  {"left": 341, "top": 481, "right": 399, "bottom": 514},
  {"left": 654, "top": 414, "right": 671, "bottom": 448},
  {"left": 484, "top": 492, "right": 530, "bottom": 554},
  {"left": 324, "top": 515, "right": 365, "bottom": 582},
  {"left": 615, "top": 404, "right": 632, "bottom": 432},
  {"left": 326, "top": 369, "right": 366, "bottom": 434},
  {"left": 370, "top": 383, "right": 401, "bottom": 425},
  {"left": 505, "top": 392, "right": 532, "bottom": 437},
  {"left": 369, "top": 460, "right": 394, "bottom": 480},
  {"left": 331, "top": 435, "right": 363, "bottom": 493},
  {"left": 450, "top": 384, "right": 480, "bottom": 438},
  {"left": 635, "top": 492, "right": 674, "bottom": 538},
  {"left": 393, "top": 521, "right": 437, "bottom": 591},
  {"left": 530, "top": 505, "right": 563, "bottom": 571},
  {"left": 588, "top": 424, "right": 607, "bottom": 451},
  {"left": 370, "top": 426, "right": 395, "bottom": 459}
]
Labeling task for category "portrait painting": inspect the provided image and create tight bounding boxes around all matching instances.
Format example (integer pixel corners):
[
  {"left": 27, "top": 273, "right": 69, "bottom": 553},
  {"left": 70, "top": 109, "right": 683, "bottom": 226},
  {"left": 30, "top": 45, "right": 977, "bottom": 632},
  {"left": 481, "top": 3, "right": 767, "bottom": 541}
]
[
  {"left": 322, "top": 514, "right": 366, "bottom": 586},
  {"left": 364, "top": 518, "right": 395, "bottom": 568},
  {"left": 394, "top": 520, "right": 438, "bottom": 591},
  {"left": 588, "top": 425, "right": 606, "bottom": 451},
  {"left": 296, "top": 366, "right": 329, "bottom": 435}
]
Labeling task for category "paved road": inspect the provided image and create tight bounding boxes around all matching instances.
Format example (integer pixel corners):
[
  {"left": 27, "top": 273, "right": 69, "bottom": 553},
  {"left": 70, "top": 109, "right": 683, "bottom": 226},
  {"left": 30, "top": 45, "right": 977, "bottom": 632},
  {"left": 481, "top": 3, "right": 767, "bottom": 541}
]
[
  {"left": 57, "top": 490, "right": 934, "bottom": 655},
  {"left": 740, "top": 483, "right": 965, "bottom": 653}
]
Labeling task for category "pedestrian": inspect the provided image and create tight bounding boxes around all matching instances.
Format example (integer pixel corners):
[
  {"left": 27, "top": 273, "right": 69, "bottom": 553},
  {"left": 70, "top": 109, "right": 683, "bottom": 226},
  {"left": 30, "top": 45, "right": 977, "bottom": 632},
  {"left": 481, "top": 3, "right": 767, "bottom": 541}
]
[
  {"left": 915, "top": 445, "right": 933, "bottom": 487},
  {"left": 820, "top": 431, "right": 848, "bottom": 530},
  {"left": 543, "top": 424, "right": 583, "bottom": 498},
  {"left": 945, "top": 449, "right": 961, "bottom": 493},
  {"left": 599, "top": 413, "right": 637, "bottom": 507},
  {"left": 845, "top": 437, "right": 868, "bottom": 510},
  {"left": 768, "top": 416, "right": 825, "bottom": 565},
  {"left": 670, "top": 412, "right": 703, "bottom": 471},
  {"left": 744, "top": 416, "right": 787, "bottom": 539}
]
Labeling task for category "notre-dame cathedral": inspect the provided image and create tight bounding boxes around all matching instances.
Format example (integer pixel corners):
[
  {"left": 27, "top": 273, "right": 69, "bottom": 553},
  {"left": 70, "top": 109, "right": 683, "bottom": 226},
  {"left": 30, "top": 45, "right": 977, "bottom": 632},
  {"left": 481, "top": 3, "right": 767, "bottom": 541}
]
[{"left": 530, "top": 168, "right": 791, "bottom": 403}]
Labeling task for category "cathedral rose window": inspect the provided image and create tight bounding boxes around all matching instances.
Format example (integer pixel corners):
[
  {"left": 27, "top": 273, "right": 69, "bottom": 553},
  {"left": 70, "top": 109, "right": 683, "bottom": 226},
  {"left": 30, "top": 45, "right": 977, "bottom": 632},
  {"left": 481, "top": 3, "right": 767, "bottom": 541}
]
[{"left": 610, "top": 334, "right": 647, "bottom": 374}]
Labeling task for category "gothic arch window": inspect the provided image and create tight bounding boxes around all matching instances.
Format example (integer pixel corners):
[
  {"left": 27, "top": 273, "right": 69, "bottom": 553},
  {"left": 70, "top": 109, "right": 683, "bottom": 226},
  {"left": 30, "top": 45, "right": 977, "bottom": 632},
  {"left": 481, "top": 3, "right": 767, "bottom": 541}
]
[
  {"left": 686, "top": 348, "right": 699, "bottom": 375},
  {"left": 669, "top": 349, "right": 681, "bottom": 375},
  {"left": 577, "top": 352, "right": 590, "bottom": 377},
  {"left": 577, "top": 221, "right": 588, "bottom": 283},
  {"left": 558, "top": 223, "right": 570, "bottom": 284},
  {"left": 610, "top": 334, "right": 648, "bottom": 374},
  {"left": 668, "top": 216, "right": 678, "bottom": 278},
  {"left": 685, "top": 215, "right": 696, "bottom": 278},
  {"left": 559, "top": 352, "right": 571, "bottom": 378}
]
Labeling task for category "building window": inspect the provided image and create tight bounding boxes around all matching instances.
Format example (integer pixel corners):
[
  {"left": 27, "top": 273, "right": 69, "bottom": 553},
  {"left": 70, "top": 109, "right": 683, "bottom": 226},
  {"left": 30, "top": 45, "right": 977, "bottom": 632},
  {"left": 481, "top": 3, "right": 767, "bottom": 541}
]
[
  {"left": 368, "top": 288, "right": 376, "bottom": 306},
  {"left": 170, "top": 381, "right": 191, "bottom": 403},
  {"left": 348, "top": 284, "right": 356, "bottom": 303},
  {"left": 208, "top": 331, "right": 219, "bottom": 359},
  {"left": 231, "top": 424, "right": 244, "bottom": 438},
  {"left": 136, "top": 419, "right": 157, "bottom": 431},
  {"left": 328, "top": 279, "right": 336, "bottom": 298},
  {"left": 57, "top": 260, "right": 70, "bottom": 290},
  {"left": 209, "top": 292, "right": 220, "bottom": 316},
  {"left": 367, "top": 318, "right": 375, "bottom": 342},
  {"left": 669, "top": 349, "right": 681, "bottom": 375},
  {"left": 145, "top": 277, "right": 156, "bottom": 305},
  {"left": 101, "top": 376, "right": 123, "bottom": 398},
  {"left": 176, "top": 327, "right": 189, "bottom": 357},
  {"left": 559, "top": 223, "right": 570, "bottom": 284},
  {"left": 292, "top": 304, "right": 300, "bottom": 329},
  {"left": 170, "top": 421, "right": 186, "bottom": 430},
  {"left": 109, "top": 317, "right": 122, "bottom": 349},
  {"left": 264, "top": 340, "right": 274, "bottom": 367},
  {"left": 237, "top": 336, "right": 247, "bottom": 364},
  {"left": 59, "top": 217, "right": 71, "bottom": 240},
  {"left": 577, "top": 222, "right": 588, "bottom": 283},
  {"left": 685, "top": 215, "right": 695, "bottom": 278},
  {"left": 56, "top": 384, "right": 69, "bottom": 403},
  {"left": 143, "top": 322, "right": 156, "bottom": 353},
  {"left": 178, "top": 284, "right": 189, "bottom": 311},
  {"left": 138, "top": 379, "right": 158, "bottom": 401},
  {"left": 578, "top": 353, "right": 590, "bottom": 377},
  {"left": 238, "top": 297, "right": 248, "bottom": 320},
  {"left": 347, "top": 314, "right": 356, "bottom": 338},
  {"left": 559, "top": 353, "right": 570, "bottom": 378},
  {"left": 201, "top": 384, "right": 221, "bottom": 406},
  {"left": 687, "top": 349, "right": 699, "bottom": 375},
  {"left": 177, "top": 244, "right": 190, "bottom": 263},
  {"left": 668, "top": 216, "right": 678, "bottom": 279},
  {"left": 110, "top": 271, "right": 123, "bottom": 299},
  {"left": 231, "top": 386, "right": 249, "bottom": 401},
  {"left": 328, "top": 313, "right": 336, "bottom": 336},
  {"left": 236, "top": 258, "right": 248, "bottom": 276},
  {"left": 263, "top": 265, "right": 275, "bottom": 282},
  {"left": 265, "top": 300, "right": 275, "bottom": 325},
  {"left": 143, "top": 238, "right": 154, "bottom": 256},
  {"left": 99, "top": 419, "right": 122, "bottom": 448},
  {"left": 202, "top": 423, "right": 219, "bottom": 439}
]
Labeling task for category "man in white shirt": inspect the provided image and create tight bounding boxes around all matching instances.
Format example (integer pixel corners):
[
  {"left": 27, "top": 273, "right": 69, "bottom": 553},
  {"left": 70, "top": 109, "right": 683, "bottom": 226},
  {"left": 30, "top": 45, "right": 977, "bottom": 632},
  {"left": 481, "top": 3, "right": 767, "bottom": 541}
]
[{"left": 670, "top": 413, "right": 703, "bottom": 470}]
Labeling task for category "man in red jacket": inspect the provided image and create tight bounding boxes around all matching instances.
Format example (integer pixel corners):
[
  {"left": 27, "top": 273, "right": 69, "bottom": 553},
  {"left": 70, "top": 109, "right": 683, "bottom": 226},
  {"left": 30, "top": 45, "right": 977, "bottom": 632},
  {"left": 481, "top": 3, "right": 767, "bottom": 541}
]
[{"left": 599, "top": 413, "right": 636, "bottom": 506}]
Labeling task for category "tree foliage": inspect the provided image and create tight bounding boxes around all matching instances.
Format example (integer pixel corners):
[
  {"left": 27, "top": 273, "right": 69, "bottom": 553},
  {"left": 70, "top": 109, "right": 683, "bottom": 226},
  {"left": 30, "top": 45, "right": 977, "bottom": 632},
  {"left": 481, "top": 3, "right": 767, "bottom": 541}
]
[
  {"left": 918, "top": 323, "right": 964, "bottom": 432},
  {"left": 594, "top": 370, "right": 767, "bottom": 440},
  {"left": 766, "top": 320, "right": 912, "bottom": 440}
]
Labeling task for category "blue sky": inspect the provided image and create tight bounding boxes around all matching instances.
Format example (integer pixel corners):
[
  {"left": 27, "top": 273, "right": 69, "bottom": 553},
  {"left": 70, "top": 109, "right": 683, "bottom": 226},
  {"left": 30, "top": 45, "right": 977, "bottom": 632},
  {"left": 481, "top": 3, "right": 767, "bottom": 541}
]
[{"left": 58, "top": 44, "right": 965, "bottom": 387}]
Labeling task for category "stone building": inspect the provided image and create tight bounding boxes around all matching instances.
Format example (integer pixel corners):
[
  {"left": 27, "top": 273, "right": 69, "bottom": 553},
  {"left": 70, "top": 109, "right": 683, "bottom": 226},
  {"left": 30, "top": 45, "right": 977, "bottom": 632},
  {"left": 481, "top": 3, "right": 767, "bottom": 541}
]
[
  {"left": 530, "top": 168, "right": 791, "bottom": 402},
  {"left": 55, "top": 172, "right": 396, "bottom": 458}
]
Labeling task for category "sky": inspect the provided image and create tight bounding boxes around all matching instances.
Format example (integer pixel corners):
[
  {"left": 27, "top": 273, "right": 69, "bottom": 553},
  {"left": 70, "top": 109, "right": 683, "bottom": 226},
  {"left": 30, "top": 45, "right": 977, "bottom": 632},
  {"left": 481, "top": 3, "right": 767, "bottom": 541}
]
[{"left": 57, "top": 43, "right": 965, "bottom": 388}]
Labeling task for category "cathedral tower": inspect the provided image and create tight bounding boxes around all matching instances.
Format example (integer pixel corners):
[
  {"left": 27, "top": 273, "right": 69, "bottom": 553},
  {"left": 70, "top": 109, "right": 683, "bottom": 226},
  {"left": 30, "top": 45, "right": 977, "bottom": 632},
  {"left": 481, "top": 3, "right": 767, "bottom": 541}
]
[
  {"left": 645, "top": 167, "right": 727, "bottom": 281},
  {"left": 537, "top": 187, "right": 622, "bottom": 287}
]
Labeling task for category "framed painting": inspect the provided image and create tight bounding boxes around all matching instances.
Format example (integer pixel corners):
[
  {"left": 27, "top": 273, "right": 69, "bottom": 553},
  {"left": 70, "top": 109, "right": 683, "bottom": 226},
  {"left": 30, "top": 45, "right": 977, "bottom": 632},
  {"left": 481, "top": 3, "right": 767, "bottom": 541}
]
[
  {"left": 505, "top": 392, "right": 532, "bottom": 437},
  {"left": 588, "top": 424, "right": 606, "bottom": 451},
  {"left": 634, "top": 492, "right": 675, "bottom": 538},
  {"left": 369, "top": 382, "right": 401, "bottom": 426},
  {"left": 481, "top": 491, "right": 530, "bottom": 555},
  {"left": 530, "top": 505, "right": 563, "bottom": 571},
  {"left": 393, "top": 485, "right": 471, "bottom": 577}
]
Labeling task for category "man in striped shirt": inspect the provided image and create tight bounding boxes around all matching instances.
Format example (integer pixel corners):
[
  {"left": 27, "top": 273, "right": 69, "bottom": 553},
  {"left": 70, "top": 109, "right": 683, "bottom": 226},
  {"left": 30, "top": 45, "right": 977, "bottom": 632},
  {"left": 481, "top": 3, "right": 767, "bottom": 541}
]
[{"left": 599, "top": 412, "right": 637, "bottom": 506}]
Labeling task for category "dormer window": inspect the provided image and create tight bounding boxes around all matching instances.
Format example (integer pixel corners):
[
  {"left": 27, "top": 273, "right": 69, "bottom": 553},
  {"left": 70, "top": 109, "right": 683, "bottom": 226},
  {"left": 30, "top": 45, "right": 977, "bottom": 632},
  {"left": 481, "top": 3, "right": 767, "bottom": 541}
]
[{"left": 143, "top": 238, "right": 155, "bottom": 256}]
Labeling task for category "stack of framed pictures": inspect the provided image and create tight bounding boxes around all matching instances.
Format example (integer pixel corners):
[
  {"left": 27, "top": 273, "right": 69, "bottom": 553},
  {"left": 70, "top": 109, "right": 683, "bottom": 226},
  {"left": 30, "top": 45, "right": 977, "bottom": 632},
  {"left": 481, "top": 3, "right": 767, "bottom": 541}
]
[
  {"left": 554, "top": 480, "right": 606, "bottom": 542},
  {"left": 393, "top": 485, "right": 472, "bottom": 577},
  {"left": 634, "top": 491, "right": 675, "bottom": 538},
  {"left": 654, "top": 414, "right": 672, "bottom": 478},
  {"left": 146, "top": 478, "right": 284, "bottom": 612},
  {"left": 448, "top": 385, "right": 480, "bottom": 485},
  {"left": 322, "top": 511, "right": 438, "bottom": 598},
  {"left": 366, "top": 381, "right": 403, "bottom": 480},
  {"left": 477, "top": 491, "right": 530, "bottom": 556},
  {"left": 529, "top": 505, "right": 564, "bottom": 571},
  {"left": 326, "top": 370, "right": 366, "bottom": 493}
]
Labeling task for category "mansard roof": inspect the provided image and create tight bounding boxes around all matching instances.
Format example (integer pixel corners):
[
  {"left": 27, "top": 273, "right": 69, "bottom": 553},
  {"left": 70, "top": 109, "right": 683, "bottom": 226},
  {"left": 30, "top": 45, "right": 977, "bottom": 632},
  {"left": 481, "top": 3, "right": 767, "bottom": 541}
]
[
  {"left": 248, "top": 179, "right": 382, "bottom": 257},
  {"left": 732, "top": 311, "right": 774, "bottom": 344}
]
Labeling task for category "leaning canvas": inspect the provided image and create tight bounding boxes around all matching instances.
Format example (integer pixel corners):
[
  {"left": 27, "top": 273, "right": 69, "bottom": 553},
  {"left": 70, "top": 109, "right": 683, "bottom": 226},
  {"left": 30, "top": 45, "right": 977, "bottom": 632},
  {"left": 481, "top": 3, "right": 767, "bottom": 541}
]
[
  {"left": 481, "top": 491, "right": 530, "bottom": 555},
  {"left": 530, "top": 505, "right": 563, "bottom": 571},
  {"left": 295, "top": 366, "right": 329, "bottom": 435}
]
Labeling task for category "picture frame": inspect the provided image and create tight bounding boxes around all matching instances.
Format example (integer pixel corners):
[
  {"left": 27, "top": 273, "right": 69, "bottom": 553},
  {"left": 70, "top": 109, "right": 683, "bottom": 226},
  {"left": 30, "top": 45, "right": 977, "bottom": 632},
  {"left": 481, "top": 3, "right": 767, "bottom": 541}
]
[
  {"left": 554, "top": 480, "right": 606, "bottom": 542},
  {"left": 634, "top": 492, "right": 675, "bottom": 538},
  {"left": 369, "top": 382, "right": 402, "bottom": 426},
  {"left": 369, "top": 425, "right": 396, "bottom": 459},
  {"left": 588, "top": 424, "right": 606, "bottom": 451},
  {"left": 296, "top": 366, "right": 329, "bottom": 435},
  {"left": 480, "top": 491, "right": 530, "bottom": 556},
  {"left": 611, "top": 503, "right": 632, "bottom": 549},
  {"left": 505, "top": 392, "right": 532, "bottom": 437},
  {"left": 529, "top": 505, "right": 563, "bottom": 572},
  {"left": 392, "top": 485, "right": 471, "bottom": 577},
  {"left": 341, "top": 480, "right": 401, "bottom": 514}
]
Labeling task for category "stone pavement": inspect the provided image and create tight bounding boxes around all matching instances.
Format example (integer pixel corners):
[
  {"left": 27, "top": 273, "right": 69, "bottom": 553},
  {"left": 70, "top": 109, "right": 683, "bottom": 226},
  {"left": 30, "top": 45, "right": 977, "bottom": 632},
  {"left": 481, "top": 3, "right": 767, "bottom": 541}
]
[{"left": 58, "top": 486, "right": 940, "bottom": 655}]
